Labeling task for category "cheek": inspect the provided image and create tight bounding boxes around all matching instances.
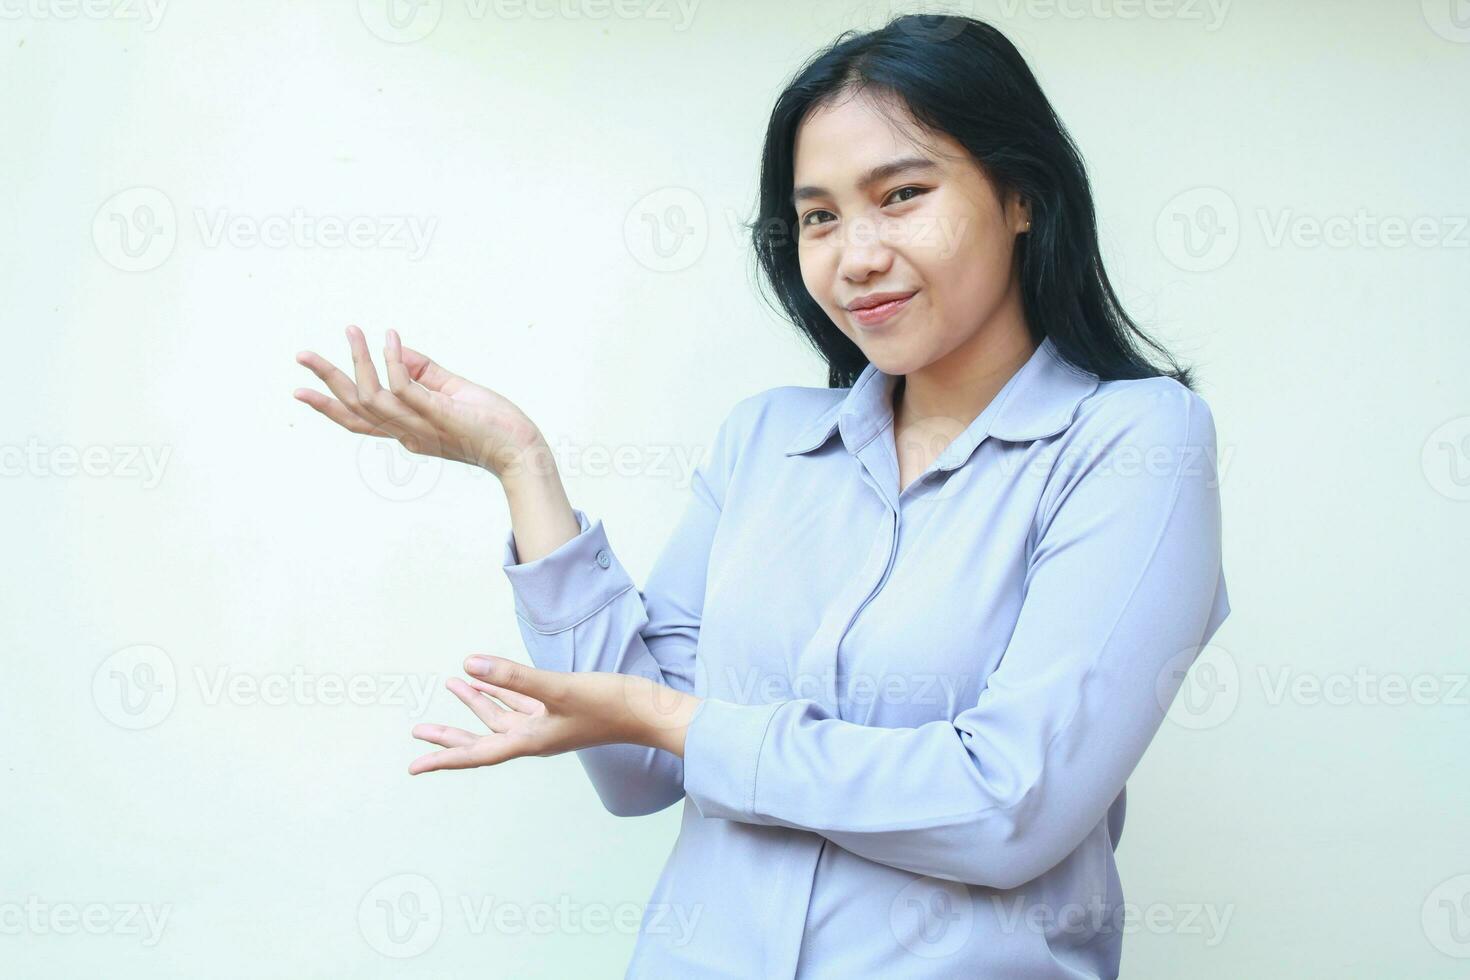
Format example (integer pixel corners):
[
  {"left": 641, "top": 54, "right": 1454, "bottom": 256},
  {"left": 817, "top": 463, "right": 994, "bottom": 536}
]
[
  {"left": 924, "top": 216, "right": 1011, "bottom": 301},
  {"left": 798, "top": 243, "right": 838, "bottom": 307}
]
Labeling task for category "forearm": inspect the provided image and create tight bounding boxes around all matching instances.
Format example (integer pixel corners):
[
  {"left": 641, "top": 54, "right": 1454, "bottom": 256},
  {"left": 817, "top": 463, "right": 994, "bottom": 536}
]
[
  {"left": 499, "top": 502, "right": 703, "bottom": 816},
  {"left": 494, "top": 396, "right": 747, "bottom": 813},
  {"left": 499, "top": 440, "right": 582, "bottom": 566}
]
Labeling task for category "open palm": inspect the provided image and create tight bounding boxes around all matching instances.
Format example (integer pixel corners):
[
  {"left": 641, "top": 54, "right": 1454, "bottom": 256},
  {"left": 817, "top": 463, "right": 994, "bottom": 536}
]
[
  {"left": 408, "top": 658, "right": 655, "bottom": 775},
  {"left": 293, "top": 325, "right": 546, "bottom": 477},
  {"left": 407, "top": 656, "right": 681, "bottom": 775}
]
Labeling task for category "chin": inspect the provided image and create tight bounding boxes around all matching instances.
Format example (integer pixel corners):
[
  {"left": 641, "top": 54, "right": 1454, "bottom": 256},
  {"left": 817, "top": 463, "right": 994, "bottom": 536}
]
[{"left": 858, "top": 347, "right": 923, "bottom": 378}]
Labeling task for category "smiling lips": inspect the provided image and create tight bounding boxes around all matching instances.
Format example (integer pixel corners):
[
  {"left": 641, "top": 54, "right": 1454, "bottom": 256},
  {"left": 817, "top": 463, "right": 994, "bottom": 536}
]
[{"left": 847, "top": 290, "right": 917, "bottom": 326}]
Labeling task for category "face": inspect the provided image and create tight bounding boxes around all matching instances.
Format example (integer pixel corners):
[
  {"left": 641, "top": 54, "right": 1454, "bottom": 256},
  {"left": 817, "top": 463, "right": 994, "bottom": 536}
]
[{"left": 792, "top": 89, "right": 1030, "bottom": 376}]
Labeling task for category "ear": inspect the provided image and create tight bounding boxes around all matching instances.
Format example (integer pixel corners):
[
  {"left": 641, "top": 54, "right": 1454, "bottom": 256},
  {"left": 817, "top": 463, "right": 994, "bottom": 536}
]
[{"left": 1010, "top": 192, "right": 1032, "bottom": 234}]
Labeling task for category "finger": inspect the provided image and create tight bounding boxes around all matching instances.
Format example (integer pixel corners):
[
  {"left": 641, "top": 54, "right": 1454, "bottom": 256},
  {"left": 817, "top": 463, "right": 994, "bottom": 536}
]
[
  {"left": 465, "top": 655, "right": 567, "bottom": 704},
  {"left": 345, "top": 324, "right": 386, "bottom": 402},
  {"left": 410, "top": 722, "right": 479, "bottom": 748},
  {"left": 362, "top": 390, "right": 440, "bottom": 451},
  {"left": 398, "top": 343, "right": 462, "bottom": 393},
  {"left": 340, "top": 327, "right": 441, "bottom": 445},
  {"left": 295, "top": 349, "right": 415, "bottom": 444},
  {"left": 346, "top": 333, "right": 445, "bottom": 448},
  {"left": 383, "top": 328, "right": 416, "bottom": 397},
  {"left": 296, "top": 350, "right": 373, "bottom": 418},
  {"left": 300, "top": 345, "right": 426, "bottom": 446},
  {"left": 462, "top": 675, "right": 542, "bottom": 714},
  {"left": 292, "top": 388, "right": 380, "bottom": 436},
  {"left": 384, "top": 330, "right": 455, "bottom": 427},
  {"left": 447, "top": 677, "right": 514, "bottom": 732},
  {"left": 408, "top": 738, "right": 529, "bottom": 774}
]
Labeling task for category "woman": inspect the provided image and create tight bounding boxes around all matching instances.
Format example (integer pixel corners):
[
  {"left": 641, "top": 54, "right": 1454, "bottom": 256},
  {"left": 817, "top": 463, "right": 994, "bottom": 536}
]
[{"left": 294, "top": 14, "right": 1231, "bottom": 978}]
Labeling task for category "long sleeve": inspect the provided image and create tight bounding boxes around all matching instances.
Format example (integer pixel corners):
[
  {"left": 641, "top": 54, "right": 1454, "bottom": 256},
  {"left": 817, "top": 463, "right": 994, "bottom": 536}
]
[
  {"left": 500, "top": 399, "right": 746, "bottom": 817},
  {"left": 681, "top": 385, "right": 1232, "bottom": 890}
]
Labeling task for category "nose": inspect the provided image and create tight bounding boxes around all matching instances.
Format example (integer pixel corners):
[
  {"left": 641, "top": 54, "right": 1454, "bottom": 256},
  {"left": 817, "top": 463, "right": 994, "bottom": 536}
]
[{"left": 836, "top": 214, "right": 895, "bottom": 284}]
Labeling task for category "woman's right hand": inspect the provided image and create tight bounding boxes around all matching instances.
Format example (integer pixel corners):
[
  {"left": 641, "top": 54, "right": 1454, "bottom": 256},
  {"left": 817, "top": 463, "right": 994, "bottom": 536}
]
[{"left": 293, "top": 325, "right": 551, "bottom": 482}]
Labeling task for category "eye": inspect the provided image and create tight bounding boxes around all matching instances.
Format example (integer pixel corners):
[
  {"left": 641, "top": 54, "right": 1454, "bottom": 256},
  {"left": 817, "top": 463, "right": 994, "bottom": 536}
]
[
  {"left": 798, "top": 186, "right": 928, "bottom": 233},
  {"left": 884, "top": 185, "right": 928, "bottom": 206}
]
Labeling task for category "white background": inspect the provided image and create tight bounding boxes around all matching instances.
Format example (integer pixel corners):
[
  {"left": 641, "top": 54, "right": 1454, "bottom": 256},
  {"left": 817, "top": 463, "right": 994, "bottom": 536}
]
[{"left": 2, "top": 0, "right": 1467, "bottom": 976}]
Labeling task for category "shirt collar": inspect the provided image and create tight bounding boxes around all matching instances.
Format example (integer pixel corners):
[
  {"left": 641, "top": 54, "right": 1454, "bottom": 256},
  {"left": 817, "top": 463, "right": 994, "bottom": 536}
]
[{"left": 782, "top": 335, "right": 1100, "bottom": 470}]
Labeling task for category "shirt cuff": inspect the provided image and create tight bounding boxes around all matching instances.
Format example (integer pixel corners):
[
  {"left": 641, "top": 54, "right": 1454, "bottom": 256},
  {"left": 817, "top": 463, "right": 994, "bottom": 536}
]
[
  {"left": 681, "top": 697, "right": 784, "bottom": 822},
  {"left": 501, "top": 507, "right": 637, "bottom": 634}
]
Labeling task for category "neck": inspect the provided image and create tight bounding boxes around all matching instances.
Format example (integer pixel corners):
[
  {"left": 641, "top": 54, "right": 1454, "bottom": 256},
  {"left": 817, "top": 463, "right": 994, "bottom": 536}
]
[{"left": 894, "top": 323, "right": 1037, "bottom": 436}]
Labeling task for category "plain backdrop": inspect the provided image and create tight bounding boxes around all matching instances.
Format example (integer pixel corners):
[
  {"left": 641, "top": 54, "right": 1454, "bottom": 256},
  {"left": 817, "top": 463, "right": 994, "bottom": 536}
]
[{"left": 2, "top": 1, "right": 1467, "bottom": 976}]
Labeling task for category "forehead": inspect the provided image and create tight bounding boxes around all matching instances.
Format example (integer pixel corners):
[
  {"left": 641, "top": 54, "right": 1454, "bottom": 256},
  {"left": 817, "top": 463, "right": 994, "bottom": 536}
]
[{"left": 793, "top": 90, "right": 958, "bottom": 182}]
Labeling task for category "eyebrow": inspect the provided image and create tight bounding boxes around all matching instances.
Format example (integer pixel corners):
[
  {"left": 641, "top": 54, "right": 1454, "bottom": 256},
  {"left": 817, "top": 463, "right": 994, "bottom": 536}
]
[{"left": 791, "top": 155, "right": 940, "bottom": 207}]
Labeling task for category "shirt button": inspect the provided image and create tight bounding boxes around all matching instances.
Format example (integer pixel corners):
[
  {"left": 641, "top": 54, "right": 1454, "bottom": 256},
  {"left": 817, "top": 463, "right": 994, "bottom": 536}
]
[{"left": 595, "top": 549, "right": 611, "bottom": 569}]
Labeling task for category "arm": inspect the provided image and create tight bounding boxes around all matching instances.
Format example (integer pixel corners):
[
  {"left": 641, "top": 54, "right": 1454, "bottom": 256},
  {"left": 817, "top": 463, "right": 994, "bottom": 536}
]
[
  {"left": 498, "top": 400, "right": 746, "bottom": 817},
  {"left": 288, "top": 327, "right": 719, "bottom": 804},
  {"left": 678, "top": 386, "right": 1232, "bottom": 890}
]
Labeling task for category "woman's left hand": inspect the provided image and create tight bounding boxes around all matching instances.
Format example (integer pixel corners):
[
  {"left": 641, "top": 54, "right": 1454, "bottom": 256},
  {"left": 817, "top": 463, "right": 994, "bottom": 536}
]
[{"left": 408, "top": 656, "right": 700, "bottom": 775}]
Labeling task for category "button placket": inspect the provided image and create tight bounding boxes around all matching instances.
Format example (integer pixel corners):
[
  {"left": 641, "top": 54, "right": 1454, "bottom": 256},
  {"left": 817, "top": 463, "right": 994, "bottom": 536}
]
[{"left": 792, "top": 502, "right": 898, "bottom": 720}]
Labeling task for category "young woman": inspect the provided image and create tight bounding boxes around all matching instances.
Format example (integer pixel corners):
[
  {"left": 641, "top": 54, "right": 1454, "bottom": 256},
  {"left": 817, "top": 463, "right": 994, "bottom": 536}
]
[{"left": 294, "top": 14, "right": 1231, "bottom": 978}]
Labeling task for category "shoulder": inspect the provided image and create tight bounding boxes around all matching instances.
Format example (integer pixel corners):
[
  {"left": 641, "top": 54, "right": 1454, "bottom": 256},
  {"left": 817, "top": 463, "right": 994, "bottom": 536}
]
[
  {"left": 691, "top": 382, "right": 842, "bottom": 492},
  {"left": 716, "top": 382, "right": 845, "bottom": 450},
  {"left": 1039, "top": 375, "right": 1223, "bottom": 513},
  {"left": 1066, "top": 375, "right": 1219, "bottom": 450}
]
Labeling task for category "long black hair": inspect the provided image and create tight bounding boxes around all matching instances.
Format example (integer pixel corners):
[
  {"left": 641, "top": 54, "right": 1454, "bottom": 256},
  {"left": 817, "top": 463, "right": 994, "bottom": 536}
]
[{"left": 747, "top": 13, "right": 1196, "bottom": 391}]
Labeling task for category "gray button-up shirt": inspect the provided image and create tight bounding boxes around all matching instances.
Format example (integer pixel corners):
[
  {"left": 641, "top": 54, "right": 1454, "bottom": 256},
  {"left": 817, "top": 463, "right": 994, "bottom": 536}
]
[{"left": 502, "top": 335, "right": 1232, "bottom": 978}]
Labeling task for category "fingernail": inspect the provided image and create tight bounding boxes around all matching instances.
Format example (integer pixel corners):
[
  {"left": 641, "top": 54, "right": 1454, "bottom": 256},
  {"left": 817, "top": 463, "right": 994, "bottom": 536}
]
[{"left": 467, "top": 657, "right": 491, "bottom": 675}]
